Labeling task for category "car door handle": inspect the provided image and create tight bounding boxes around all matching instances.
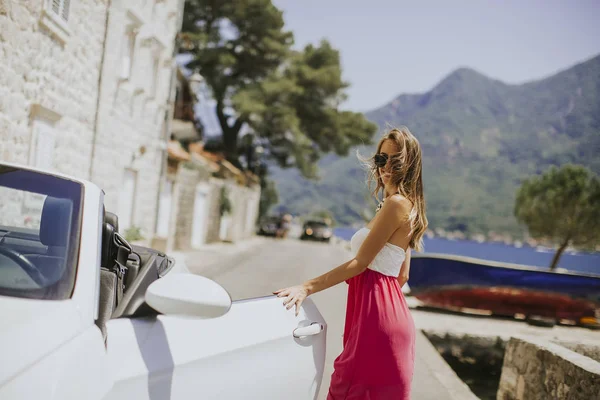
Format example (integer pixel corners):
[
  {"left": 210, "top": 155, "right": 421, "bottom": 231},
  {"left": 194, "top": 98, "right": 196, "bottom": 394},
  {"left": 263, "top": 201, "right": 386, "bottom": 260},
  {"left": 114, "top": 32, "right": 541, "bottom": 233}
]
[{"left": 293, "top": 322, "right": 324, "bottom": 338}]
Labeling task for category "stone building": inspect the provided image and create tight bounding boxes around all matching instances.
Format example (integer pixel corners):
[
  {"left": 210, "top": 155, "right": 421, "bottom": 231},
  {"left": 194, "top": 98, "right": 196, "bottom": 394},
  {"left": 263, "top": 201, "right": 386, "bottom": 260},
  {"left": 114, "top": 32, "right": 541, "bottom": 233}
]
[
  {"left": 166, "top": 68, "right": 216, "bottom": 250},
  {"left": 0, "top": 0, "right": 260, "bottom": 250},
  {"left": 187, "top": 142, "right": 261, "bottom": 244},
  {"left": 0, "top": 0, "right": 186, "bottom": 245},
  {"left": 0, "top": 0, "right": 108, "bottom": 175},
  {"left": 165, "top": 131, "right": 261, "bottom": 250},
  {"left": 88, "top": 0, "right": 185, "bottom": 239},
  {"left": 157, "top": 138, "right": 261, "bottom": 251},
  {"left": 151, "top": 68, "right": 261, "bottom": 251}
]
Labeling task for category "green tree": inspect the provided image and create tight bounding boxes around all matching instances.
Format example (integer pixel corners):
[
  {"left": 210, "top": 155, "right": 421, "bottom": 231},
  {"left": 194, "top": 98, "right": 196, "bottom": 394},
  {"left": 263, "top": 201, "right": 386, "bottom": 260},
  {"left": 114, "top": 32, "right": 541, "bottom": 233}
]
[
  {"left": 181, "top": 0, "right": 377, "bottom": 178},
  {"left": 514, "top": 164, "right": 600, "bottom": 270}
]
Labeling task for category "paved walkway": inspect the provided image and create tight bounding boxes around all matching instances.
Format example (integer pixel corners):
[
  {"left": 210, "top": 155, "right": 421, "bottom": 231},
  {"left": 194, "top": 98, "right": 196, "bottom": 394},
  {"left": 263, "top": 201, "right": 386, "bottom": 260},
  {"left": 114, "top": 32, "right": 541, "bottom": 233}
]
[
  {"left": 413, "top": 331, "right": 479, "bottom": 400},
  {"left": 407, "top": 297, "right": 600, "bottom": 343}
]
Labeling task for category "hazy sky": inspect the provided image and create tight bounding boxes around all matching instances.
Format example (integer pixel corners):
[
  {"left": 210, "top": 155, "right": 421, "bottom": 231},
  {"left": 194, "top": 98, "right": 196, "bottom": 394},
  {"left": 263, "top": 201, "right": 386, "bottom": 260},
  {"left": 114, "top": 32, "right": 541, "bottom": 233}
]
[{"left": 273, "top": 0, "right": 600, "bottom": 112}]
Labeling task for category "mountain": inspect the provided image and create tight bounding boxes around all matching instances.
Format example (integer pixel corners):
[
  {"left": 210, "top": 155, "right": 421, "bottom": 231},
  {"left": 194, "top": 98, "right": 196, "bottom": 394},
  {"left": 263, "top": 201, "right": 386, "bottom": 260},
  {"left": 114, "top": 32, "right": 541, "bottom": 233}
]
[{"left": 269, "top": 54, "right": 600, "bottom": 238}]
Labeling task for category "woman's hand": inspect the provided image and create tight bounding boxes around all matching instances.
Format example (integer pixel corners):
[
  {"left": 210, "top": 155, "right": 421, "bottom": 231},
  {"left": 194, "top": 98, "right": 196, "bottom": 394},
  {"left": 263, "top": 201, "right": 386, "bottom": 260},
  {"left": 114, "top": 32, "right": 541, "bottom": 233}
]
[{"left": 273, "top": 284, "right": 309, "bottom": 317}]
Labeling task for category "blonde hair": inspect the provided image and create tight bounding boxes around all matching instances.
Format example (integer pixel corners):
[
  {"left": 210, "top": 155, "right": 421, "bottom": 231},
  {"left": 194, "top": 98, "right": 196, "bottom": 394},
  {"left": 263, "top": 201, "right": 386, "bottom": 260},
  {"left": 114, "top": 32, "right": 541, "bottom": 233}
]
[{"left": 360, "top": 126, "right": 428, "bottom": 251}]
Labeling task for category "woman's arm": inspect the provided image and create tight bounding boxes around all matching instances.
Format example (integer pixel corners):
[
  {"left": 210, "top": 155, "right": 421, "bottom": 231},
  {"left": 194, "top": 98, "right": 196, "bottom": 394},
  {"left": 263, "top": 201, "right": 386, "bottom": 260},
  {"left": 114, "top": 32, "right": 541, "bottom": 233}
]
[
  {"left": 304, "top": 197, "right": 408, "bottom": 295},
  {"left": 397, "top": 248, "right": 411, "bottom": 287},
  {"left": 274, "top": 195, "right": 411, "bottom": 315}
]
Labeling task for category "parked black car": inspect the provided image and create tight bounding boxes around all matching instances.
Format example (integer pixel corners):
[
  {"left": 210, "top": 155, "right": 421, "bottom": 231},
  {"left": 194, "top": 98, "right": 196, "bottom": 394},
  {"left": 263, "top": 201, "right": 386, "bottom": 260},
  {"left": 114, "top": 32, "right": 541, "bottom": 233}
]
[
  {"left": 300, "top": 220, "right": 332, "bottom": 242},
  {"left": 257, "top": 215, "right": 281, "bottom": 237}
]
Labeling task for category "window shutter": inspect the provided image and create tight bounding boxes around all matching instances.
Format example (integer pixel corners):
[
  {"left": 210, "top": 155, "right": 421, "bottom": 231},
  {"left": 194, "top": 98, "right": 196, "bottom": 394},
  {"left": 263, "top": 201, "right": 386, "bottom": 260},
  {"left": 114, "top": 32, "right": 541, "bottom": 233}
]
[
  {"left": 49, "top": 0, "right": 70, "bottom": 23},
  {"left": 51, "top": 0, "right": 60, "bottom": 14},
  {"left": 61, "top": 0, "right": 70, "bottom": 22}
]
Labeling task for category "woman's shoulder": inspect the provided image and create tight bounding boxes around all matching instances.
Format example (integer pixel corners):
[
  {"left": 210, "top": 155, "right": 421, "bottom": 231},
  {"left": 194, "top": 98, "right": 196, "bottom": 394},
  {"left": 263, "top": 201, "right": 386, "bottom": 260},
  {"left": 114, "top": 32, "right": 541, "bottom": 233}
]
[
  {"left": 379, "top": 194, "right": 413, "bottom": 225},
  {"left": 385, "top": 194, "right": 413, "bottom": 211}
]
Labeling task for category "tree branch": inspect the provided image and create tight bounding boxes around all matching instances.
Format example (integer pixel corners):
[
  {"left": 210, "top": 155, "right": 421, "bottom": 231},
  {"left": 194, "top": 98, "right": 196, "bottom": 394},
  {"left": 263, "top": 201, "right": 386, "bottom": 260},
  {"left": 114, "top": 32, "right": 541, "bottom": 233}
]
[
  {"left": 231, "top": 115, "right": 247, "bottom": 136},
  {"left": 205, "top": 0, "right": 218, "bottom": 36},
  {"left": 216, "top": 100, "right": 230, "bottom": 131},
  {"left": 549, "top": 234, "right": 571, "bottom": 270}
]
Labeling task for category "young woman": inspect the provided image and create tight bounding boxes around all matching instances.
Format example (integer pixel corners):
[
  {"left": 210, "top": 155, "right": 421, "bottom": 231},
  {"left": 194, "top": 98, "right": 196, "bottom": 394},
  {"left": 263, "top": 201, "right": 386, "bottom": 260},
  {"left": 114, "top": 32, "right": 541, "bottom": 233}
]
[{"left": 274, "top": 126, "right": 428, "bottom": 399}]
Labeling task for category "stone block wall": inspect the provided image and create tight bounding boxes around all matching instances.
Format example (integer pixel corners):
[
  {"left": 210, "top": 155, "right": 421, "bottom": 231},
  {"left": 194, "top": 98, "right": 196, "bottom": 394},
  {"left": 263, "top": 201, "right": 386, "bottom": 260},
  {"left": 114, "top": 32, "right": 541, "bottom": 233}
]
[
  {"left": 497, "top": 335, "right": 600, "bottom": 400},
  {"left": 216, "top": 180, "right": 261, "bottom": 243},
  {"left": 201, "top": 177, "right": 261, "bottom": 244},
  {"left": 231, "top": 183, "right": 260, "bottom": 240},
  {"left": 173, "top": 165, "right": 200, "bottom": 250},
  {"left": 0, "top": 0, "right": 107, "bottom": 173},
  {"left": 204, "top": 178, "right": 225, "bottom": 244},
  {"left": 173, "top": 162, "right": 212, "bottom": 250},
  {"left": 553, "top": 338, "right": 600, "bottom": 364}
]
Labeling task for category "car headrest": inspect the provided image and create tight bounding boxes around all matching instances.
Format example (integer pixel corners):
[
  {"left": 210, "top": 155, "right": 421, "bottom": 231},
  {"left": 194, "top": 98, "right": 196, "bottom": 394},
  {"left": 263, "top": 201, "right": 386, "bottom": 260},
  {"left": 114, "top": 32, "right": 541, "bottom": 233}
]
[
  {"left": 101, "top": 222, "right": 115, "bottom": 269},
  {"left": 101, "top": 220, "right": 131, "bottom": 270},
  {"left": 40, "top": 197, "right": 73, "bottom": 247},
  {"left": 105, "top": 212, "right": 119, "bottom": 232}
]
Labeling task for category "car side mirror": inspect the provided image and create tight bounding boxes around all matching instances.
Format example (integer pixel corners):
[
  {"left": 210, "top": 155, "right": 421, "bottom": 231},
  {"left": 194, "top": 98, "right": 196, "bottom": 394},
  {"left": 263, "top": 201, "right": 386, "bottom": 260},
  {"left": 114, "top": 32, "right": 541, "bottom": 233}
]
[{"left": 145, "top": 273, "right": 232, "bottom": 318}]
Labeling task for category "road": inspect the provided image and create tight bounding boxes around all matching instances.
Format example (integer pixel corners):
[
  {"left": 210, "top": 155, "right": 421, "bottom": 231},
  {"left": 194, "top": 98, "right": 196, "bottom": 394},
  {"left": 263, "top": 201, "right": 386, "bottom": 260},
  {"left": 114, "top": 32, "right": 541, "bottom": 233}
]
[{"left": 184, "top": 237, "right": 463, "bottom": 400}]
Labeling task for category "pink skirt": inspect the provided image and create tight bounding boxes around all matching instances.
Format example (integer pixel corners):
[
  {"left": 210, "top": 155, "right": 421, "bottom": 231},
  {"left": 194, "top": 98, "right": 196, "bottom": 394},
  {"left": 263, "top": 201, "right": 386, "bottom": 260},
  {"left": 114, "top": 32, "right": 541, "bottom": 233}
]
[{"left": 327, "top": 269, "right": 416, "bottom": 400}]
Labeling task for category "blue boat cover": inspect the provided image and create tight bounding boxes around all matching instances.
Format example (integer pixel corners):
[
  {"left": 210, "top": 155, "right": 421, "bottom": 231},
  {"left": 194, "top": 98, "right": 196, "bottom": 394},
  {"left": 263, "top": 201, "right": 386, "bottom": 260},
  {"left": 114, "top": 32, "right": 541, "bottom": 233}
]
[{"left": 410, "top": 256, "right": 600, "bottom": 303}]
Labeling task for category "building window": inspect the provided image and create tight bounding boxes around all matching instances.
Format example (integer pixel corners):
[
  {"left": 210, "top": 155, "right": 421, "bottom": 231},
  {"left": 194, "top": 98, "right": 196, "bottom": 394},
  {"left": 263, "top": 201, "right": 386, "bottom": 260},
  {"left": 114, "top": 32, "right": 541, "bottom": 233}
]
[
  {"left": 149, "top": 54, "right": 160, "bottom": 98},
  {"left": 140, "top": 36, "right": 165, "bottom": 99},
  {"left": 40, "top": 0, "right": 72, "bottom": 43},
  {"left": 49, "top": 0, "right": 71, "bottom": 23},
  {"left": 30, "top": 119, "right": 57, "bottom": 170},
  {"left": 29, "top": 105, "right": 61, "bottom": 170},
  {"left": 120, "top": 29, "right": 137, "bottom": 80}
]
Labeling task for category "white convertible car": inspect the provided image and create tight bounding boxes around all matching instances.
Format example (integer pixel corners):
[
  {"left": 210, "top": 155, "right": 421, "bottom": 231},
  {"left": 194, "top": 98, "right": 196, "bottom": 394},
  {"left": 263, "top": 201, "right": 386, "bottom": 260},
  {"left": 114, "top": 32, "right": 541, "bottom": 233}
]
[{"left": 0, "top": 163, "right": 327, "bottom": 400}]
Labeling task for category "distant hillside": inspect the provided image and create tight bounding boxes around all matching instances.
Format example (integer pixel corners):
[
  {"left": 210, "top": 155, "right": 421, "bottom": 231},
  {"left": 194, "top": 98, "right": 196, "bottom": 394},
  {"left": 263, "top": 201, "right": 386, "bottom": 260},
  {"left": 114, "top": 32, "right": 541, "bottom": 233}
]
[{"left": 270, "top": 54, "right": 600, "bottom": 238}]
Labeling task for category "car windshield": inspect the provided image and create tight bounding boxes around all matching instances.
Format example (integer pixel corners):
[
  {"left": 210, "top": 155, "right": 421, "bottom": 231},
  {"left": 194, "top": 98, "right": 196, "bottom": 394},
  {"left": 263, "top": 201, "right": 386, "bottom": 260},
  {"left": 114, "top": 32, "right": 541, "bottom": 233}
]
[{"left": 0, "top": 166, "right": 83, "bottom": 300}]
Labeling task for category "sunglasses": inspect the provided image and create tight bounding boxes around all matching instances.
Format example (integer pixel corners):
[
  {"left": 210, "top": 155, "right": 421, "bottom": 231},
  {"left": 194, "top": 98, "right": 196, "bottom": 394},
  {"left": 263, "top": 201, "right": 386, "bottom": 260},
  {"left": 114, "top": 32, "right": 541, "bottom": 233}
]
[
  {"left": 375, "top": 152, "right": 405, "bottom": 168},
  {"left": 374, "top": 153, "right": 388, "bottom": 168}
]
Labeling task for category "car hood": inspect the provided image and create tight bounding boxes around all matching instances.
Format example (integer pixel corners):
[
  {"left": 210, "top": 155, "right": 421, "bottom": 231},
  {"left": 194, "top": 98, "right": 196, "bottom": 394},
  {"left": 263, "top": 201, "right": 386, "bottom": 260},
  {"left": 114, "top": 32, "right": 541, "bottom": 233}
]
[{"left": 0, "top": 296, "right": 84, "bottom": 387}]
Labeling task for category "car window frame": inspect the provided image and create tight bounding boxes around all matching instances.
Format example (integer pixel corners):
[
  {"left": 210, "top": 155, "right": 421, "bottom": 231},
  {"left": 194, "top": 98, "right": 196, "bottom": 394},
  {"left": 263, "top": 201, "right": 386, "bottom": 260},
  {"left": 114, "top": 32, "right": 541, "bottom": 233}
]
[{"left": 0, "top": 166, "right": 84, "bottom": 300}]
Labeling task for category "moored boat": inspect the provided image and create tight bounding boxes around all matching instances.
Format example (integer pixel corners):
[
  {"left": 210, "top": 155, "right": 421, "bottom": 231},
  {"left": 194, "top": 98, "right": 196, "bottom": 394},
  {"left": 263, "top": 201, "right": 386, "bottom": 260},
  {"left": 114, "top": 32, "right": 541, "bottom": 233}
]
[{"left": 409, "top": 253, "right": 600, "bottom": 326}]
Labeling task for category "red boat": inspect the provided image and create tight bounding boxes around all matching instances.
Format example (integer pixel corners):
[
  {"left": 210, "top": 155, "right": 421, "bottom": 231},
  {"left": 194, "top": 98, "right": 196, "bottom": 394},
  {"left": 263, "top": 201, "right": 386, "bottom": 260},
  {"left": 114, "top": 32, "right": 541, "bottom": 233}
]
[{"left": 409, "top": 254, "right": 600, "bottom": 326}]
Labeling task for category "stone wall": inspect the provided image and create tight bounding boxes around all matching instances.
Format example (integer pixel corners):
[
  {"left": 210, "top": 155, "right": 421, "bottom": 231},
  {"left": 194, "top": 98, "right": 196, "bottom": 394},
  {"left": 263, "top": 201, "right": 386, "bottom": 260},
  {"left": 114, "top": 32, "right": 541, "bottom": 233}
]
[
  {"left": 497, "top": 335, "right": 600, "bottom": 400},
  {"left": 215, "top": 180, "right": 261, "bottom": 243},
  {"left": 91, "top": 0, "right": 184, "bottom": 238},
  {"left": 553, "top": 338, "right": 600, "bottom": 364},
  {"left": 0, "top": 0, "right": 107, "bottom": 173},
  {"left": 173, "top": 162, "right": 212, "bottom": 250},
  {"left": 226, "top": 182, "right": 261, "bottom": 242},
  {"left": 204, "top": 178, "right": 225, "bottom": 244}
]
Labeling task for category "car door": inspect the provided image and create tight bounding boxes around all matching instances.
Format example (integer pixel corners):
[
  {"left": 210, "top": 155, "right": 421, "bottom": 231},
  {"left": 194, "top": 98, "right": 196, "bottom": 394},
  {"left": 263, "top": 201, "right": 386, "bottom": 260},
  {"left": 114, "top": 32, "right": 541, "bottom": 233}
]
[{"left": 103, "top": 296, "right": 327, "bottom": 400}]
